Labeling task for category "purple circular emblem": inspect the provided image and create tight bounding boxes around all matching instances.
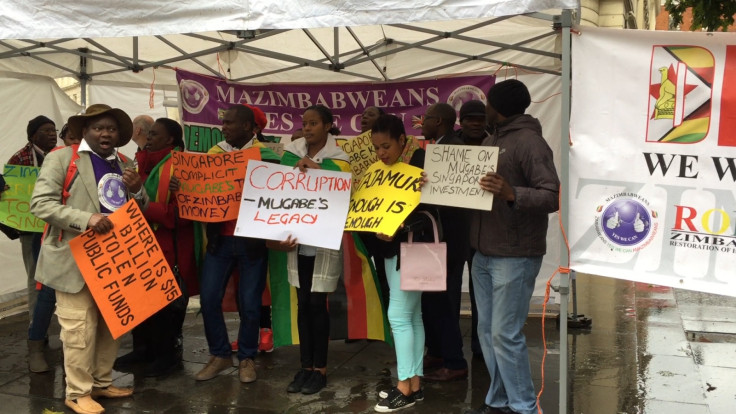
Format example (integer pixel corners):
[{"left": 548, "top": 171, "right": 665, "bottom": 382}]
[
  {"left": 98, "top": 173, "right": 127, "bottom": 212},
  {"left": 601, "top": 198, "right": 651, "bottom": 246},
  {"left": 180, "top": 80, "right": 209, "bottom": 114}
]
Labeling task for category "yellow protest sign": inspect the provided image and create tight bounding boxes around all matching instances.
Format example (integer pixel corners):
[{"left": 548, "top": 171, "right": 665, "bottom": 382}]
[
  {"left": 69, "top": 200, "right": 179, "bottom": 340},
  {"left": 340, "top": 131, "right": 378, "bottom": 189},
  {"left": 171, "top": 148, "right": 261, "bottom": 222},
  {"left": 345, "top": 161, "right": 423, "bottom": 236},
  {"left": 0, "top": 164, "right": 44, "bottom": 232}
]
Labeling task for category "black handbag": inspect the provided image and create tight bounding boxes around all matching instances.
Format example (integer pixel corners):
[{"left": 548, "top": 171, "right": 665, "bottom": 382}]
[{"left": 0, "top": 222, "right": 20, "bottom": 240}]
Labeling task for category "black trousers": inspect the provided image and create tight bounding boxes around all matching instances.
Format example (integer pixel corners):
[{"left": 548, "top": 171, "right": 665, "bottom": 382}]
[
  {"left": 296, "top": 255, "right": 330, "bottom": 369},
  {"left": 132, "top": 293, "right": 188, "bottom": 359},
  {"left": 422, "top": 254, "right": 468, "bottom": 370}
]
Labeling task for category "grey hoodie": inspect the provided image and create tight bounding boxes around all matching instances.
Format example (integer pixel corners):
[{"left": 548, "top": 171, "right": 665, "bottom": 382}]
[{"left": 469, "top": 114, "right": 560, "bottom": 257}]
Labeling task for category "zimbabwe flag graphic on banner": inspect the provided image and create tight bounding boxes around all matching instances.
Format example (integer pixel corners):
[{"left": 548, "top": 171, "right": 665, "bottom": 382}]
[{"left": 646, "top": 46, "right": 714, "bottom": 144}]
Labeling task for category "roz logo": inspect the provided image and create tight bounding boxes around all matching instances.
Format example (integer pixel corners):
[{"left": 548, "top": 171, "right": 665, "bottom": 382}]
[{"left": 673, "top": 205, "right": 735, "bottom": 236}]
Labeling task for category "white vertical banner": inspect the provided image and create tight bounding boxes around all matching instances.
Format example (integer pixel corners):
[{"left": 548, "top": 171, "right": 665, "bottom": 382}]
[{"left": 570, "top": 27, "right": 736, "bottom": 297}]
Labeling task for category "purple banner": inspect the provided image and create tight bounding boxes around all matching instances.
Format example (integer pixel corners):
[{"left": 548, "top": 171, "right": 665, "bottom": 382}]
[{"left": 176, "top": 69, "right": 494, "bottom": 152}]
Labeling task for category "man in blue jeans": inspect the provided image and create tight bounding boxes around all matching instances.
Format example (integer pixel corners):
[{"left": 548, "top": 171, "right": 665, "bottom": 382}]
[
  {"left": 466, "top": 80, "right": 560, "bottom": 414},
  {"left": 194, "top": 105, "right": 280, "bottom": 383},
  {"left": 6, "top": 115, "right": 60, "bottom": 373}
]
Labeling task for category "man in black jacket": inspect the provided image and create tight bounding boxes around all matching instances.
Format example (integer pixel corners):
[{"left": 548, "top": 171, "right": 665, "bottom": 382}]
[
  {"left": 455, "top": 100, "right": 490, "bottom": 359},
  {"left": 420, "top": 103, "right": 470, "bottom": 382},
  {"left": 465, "top": 80, "right": 559, "bottom": 414}
]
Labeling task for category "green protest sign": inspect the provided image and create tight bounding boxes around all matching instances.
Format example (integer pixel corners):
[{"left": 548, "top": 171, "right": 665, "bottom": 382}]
[{"left": 0, "top": 164, "right": 44, "bottom": 232}]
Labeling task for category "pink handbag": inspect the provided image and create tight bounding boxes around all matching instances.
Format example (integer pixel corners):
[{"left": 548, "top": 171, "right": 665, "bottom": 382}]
[{"left": 400, "top": 211, "right": 447, "bottom": 291}]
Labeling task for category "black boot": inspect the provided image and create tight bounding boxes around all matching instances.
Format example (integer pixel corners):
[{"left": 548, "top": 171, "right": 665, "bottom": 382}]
[
  {"left": 144, "top": 352, "right": 182, "bottom": 377},
  {"left": 114, "top": 329, "right": 148, "bottom": 371}
]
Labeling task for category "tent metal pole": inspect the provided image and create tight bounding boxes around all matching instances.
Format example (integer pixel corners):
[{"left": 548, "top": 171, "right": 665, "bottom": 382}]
[
  {"left": 344, "top": 27, "right": 389, "bottom": 80},
  {"left": 154, "top": 35, "right": 222, "bottom": 77},
  {"left": 558, "top": 8, "right": 573, "bottom": 414},
  {"left": 80, "top": 76, "right": 87, "bottom": 107},
  {"left": 83, "top": 38, "right": 133, "bottom": 67},
  {"left": 133, "top": 36, "right": 139, "bottom": 70},
  {"left": 390, "top": 23, "right": 559, "bottom": 58},
  {"left": 302, "top": 29, "right": 335, "bottom": 66},
  {"left": 79, "top": 49, "right": 88, "bottom": 107},
  {"left": 333, "top": 27, "right": 339, "bottom": 69},
  {"left": 0, "top": 38, "right": 71, "bottom": 59}
]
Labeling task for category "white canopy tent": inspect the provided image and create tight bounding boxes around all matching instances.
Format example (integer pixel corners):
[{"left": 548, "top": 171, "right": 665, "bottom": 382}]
[{"left": 0, "top": 1, "right": 577, "bottom": 410}]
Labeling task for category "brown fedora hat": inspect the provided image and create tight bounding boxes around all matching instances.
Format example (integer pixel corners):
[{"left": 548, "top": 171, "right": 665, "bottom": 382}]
[{"left": 67, "top": 104, "right": 133, "bottom": 147}]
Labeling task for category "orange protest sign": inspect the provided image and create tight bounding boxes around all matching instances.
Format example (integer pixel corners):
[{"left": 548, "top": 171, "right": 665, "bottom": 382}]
[
  {"left": 69, "top": 199, "right": 180, "bottom": 340},
  {"left": 340, "top": 131, "right": 378, "bottom": 190},
  {"left": 171, "top": 148, "right": 261, "bottom": 222}
]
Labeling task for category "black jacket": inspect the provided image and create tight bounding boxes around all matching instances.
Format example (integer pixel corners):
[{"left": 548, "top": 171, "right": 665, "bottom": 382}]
[{"left": 469, "top": 114, "right": 560, "bottom": 257}]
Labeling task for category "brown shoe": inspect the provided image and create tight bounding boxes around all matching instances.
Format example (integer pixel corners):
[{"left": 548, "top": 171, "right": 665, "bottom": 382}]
[
  {"left": 64, "top": 395, "right": 105, "bottom": 414},
  {"left": 238, "top": 358, "right": 257, "bottom": 383},
  {"left": 422, "top": 354, "right": 443, "bottom": 370},
  {"left": 194, "top": 355, "right": 233, "bottom": 381},
  {"left": 91, "top": 385, "right": 134, "bottom": 399},
  {"left": 423, "top": 367, "right": 468, "bottom": 382}
]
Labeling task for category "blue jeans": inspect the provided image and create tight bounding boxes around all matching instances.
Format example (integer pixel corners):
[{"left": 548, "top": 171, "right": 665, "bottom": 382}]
[
  {"left": 26, "top": 232, "right": 56, "bottom": 341},
  {"left": 28, "top": 284, "right": 56, "bottom": 340},
  {"left": 471, "top": 253, "right": 542, "bottom": 414},
  {"left": 20, "top": 233, "right": 43, "bottom": 320},
  {"left": 200, "top": 236, "right": 267, "bottom": 361},
  {"left": 385, "top": 256, "right": 424, "bottom": 381}
]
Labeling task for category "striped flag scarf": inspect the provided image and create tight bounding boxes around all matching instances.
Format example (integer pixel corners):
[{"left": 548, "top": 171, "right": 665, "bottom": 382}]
[
  {"left": 141, "top": 148, "right": 205, "bottom": 272},
  {"left": 270, "top": 149, "right": 392, "bottom": 347}
]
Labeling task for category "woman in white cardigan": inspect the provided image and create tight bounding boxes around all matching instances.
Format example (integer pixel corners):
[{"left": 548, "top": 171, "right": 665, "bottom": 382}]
[{"left": 269, "top": 105, "right": 350, "bottom": 395}]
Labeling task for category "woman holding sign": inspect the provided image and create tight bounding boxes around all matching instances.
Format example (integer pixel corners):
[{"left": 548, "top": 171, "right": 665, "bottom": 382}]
[
  {"left": 114, "top": 118, "right": 198, "bottom": 377},
  {"left": 269, "top": 105, "right": 350, "bottom": 395},
  {"left": 369, "top": 114, "right": 435, "bottom": 413}
]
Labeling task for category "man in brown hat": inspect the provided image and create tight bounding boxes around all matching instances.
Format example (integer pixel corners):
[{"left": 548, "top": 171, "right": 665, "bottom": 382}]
[{"left": 31, "top": 104, "right": 148, "bottom": 414}]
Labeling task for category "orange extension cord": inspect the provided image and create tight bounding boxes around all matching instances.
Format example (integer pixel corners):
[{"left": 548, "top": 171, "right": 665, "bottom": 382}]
[{"left": 536, "top": 184, "right": 571, "bottom": 414}]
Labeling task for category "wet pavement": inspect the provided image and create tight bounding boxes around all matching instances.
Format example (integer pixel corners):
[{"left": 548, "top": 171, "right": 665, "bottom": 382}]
[{"left": 1, "top": 274, "right": 735, "bottom": 413}]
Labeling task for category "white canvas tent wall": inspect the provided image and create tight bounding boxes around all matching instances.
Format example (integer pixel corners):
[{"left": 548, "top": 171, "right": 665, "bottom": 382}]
[
  {"left": 0, "top": 1, "right": 577, "bottom": 410},
  {"left": 0, "top": 74, "right": 82, "bottom": 306}
]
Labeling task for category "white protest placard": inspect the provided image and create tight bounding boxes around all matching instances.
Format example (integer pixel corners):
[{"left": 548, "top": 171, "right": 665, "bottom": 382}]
[
  {"left": 421, "top": 144, "right": 498, "bottom": 210},
  {"left": 235, "top": 160, "right": 352, "bottom": 250}
]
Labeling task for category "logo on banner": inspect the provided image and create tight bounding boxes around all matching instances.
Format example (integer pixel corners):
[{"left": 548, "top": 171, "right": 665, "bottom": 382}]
[
  {"left": 447, "top": 85, "right": 486, "bottom": 112},
  {"left": 670, "top": 205, "right": 736, "bottom": 253},
  {"left": 411, "top": 84, "right": 487, "bottom": 129},
  {"left": 646, "top": 46, "right": 714, "bottom": 144},
  {"left": 180, "top": 79, "right": 209, "bottom": 114},
  {"left": 594, "top": 193, "right": 658, "bottom": 252}
]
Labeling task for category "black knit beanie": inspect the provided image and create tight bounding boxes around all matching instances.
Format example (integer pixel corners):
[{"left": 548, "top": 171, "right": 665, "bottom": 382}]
[
  {"left": 487, "top": 79, "right": 531, "bottom": 117},
  {"left": 27, "top": 115, "right": 55, "bottom": 140}
]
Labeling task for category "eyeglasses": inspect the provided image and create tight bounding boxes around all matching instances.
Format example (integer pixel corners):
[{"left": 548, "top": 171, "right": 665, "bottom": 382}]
[
  {"left": 90, "top": 126, "right": 118, "bottom": 133},
  {"left": 39, "top": 128, "right": 59, "bottom": 134}
]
